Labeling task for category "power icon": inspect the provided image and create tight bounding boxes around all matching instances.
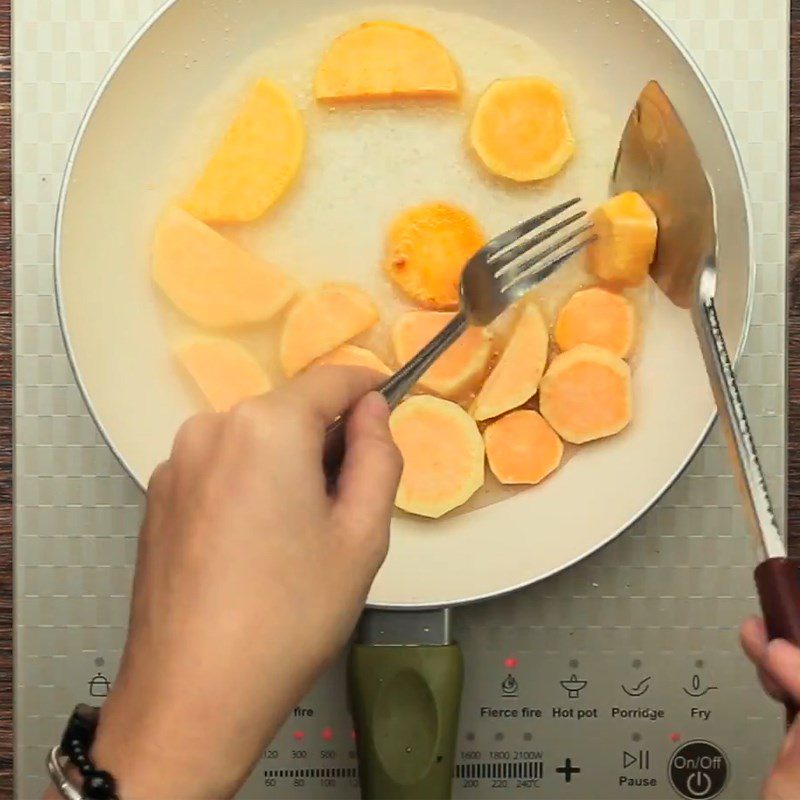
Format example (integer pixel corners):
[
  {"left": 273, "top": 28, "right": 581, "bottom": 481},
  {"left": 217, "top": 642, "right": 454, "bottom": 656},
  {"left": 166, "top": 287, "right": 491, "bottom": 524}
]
[
  {"left": 669, "top": 740, "right": 729, "bottom": 800},
  {"left": 686, "top": 771, "right": 713, "bottom": 797}
]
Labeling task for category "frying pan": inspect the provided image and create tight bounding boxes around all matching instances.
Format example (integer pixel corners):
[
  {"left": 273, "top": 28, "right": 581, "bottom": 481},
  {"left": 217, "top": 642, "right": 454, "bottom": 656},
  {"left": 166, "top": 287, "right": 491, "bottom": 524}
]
[{"left": 55, "top": 1, "right": 754, "bottom": 797}]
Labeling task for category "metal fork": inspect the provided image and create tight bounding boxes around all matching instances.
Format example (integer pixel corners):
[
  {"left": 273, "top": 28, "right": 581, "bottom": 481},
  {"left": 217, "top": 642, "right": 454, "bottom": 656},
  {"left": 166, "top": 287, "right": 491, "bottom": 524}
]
[{"left": 324, "top": 197, "right": 595, "bottom": 481}]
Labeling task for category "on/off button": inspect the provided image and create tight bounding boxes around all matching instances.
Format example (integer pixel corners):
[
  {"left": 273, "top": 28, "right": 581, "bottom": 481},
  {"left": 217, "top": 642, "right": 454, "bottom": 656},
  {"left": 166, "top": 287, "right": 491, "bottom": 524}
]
[
  {"left": 687, "top": 771, "right": 713, "bottom": 797},
  {"left": 668, "top": 740, "right": 729, "bottom": 800}
]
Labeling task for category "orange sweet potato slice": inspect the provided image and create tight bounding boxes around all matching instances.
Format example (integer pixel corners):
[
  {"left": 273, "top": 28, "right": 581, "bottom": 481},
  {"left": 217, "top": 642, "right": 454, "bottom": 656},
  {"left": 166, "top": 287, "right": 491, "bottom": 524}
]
[
  {"left": 315, "top": 344, "right": 391, "bottom": 376},
  {"left": 539, "top": 344, "right": 632, "bottom": 444},
  {"left": 392, "top": 311, "right": 492, "bottom": 400},
  {"left": 152, "top": 206, "right": 296, "bottom": 328},
  {"left": 471, "top": 300, "right": 548, "bottom": 421},
  {"left": 554, "top": 287, "right": 636, "bottom": 359},
  {"left": 280, "top": 283, "right": 379, "bottom": 377},
  {"left": 588, "top": 192, "right": 658, "bottom": 286},
  {"left": 384, "top": 202, "right": 485, "bottom": 309},
  {"left": 315, "top": 21, "right": 460, "bottom": 102},
  {"left": 484, "top": 410, "right": 564, "bottom": 485},
  {"left": 470, "top": 77, "right": 575, "bottom": 182},
  {"left": 390, "top": 395, "right": 484, "bottom": 518},
  {"left": 182, "top": 78, "right": 304, "bottom": 224},
  {"left": 176, "top": 337, "right": 271, "bottom": 412}
]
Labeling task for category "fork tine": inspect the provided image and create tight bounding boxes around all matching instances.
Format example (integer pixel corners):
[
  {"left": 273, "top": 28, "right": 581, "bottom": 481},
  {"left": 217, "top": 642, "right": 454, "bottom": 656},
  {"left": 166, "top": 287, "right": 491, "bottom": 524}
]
[
  {"left": 499, "top": 220, "right": 593, "bottom": 287},
  {"left": 493, "top": 210, "right": 587, "bottom": 278},
  {"left": 500, "top": 233, "right": 596, "bottom": 296},
  {"left": 487, "top": 196, "right": 582, "bottom": 255}
]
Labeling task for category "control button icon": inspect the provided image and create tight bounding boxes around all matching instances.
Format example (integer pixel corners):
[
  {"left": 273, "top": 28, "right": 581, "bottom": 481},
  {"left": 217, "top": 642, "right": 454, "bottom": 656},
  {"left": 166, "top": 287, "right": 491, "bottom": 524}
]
[
  {"left": 623, "top": 749, "right": 650, "bottom": 770},
  {"left": 560, "top": 674, "right": 588, "bottom": 699},
  {"left": 682, "top": 674, "right": 717, "bottom": 698},
  {"left": 687, "top": 772, "right": 713, "bottom": 797},
  {"left": 668, "top": 740, "right": 729, "bottom": 800},
  {"left": 556, "top": 758, "right": 581, "bottom": 783},
  {"left": 501, "top": 674, "right": 519, "bottom": 698},
  {"left": 621, "top": 676, "right": 652, "bottom": 697},
  {"left": 88, "top": 672, "right": 111, "bottom": 698}
]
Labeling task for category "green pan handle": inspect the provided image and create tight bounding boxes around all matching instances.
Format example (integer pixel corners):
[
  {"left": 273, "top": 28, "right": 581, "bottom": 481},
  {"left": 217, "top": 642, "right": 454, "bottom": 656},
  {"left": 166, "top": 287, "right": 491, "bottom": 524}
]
[{"left": 349, "top": 643, "right": 464, "bottom": 800}]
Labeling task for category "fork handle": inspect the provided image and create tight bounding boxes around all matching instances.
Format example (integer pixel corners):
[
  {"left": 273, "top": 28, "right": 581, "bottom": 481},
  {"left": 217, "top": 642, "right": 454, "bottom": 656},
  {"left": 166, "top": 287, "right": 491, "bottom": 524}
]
[
  {"left": 380, "top": 311, "right": 468, "bottom": 408},
  {"left": 323, "top": 312, "right": 468, "bottom": 484}
]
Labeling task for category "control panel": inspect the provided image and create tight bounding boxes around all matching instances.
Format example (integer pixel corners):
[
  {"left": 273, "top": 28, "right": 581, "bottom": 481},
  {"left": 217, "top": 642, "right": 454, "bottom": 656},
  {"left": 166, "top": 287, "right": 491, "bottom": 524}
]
[{"left": 220, "top": 644, "right": 776, "bottom": 800}]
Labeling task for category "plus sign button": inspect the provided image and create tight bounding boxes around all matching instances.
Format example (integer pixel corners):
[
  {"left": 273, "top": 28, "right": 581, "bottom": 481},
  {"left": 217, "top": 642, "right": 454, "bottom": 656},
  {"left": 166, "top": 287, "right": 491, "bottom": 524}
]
[{"left": 669, "top": 740, "right": 729, "bottom": 800}]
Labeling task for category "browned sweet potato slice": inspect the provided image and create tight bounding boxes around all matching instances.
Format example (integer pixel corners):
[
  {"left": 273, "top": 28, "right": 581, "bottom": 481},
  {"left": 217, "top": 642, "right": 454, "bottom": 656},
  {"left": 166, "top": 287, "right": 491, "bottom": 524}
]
[
  {"left": 384, "top": 202, "right": 485, "bottom": 309},
  {"left": 390, "top": 395, "right": 484, "bottom": 518},
  {"left": 539, "top": 344, "right": 632, "bottom": 444},
  {"left": 484, "top": 410, "right": 563, "bottom": 485}
]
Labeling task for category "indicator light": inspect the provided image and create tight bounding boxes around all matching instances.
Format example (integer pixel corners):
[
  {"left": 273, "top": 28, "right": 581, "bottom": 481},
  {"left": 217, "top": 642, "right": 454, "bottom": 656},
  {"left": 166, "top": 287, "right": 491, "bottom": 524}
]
[
  {"left": 322, "top": 727, "right": 334, "bottom": 742},
  {"left": 350, "top": 729, "right": 357, "bottom": 741},
  {"left": 293, "top": 731, "right": 305, "bottom": 742},
  {"left": 670, "top": 733, "right": 681, "bottom": 743},
  {"left": 504, "top": 657, "right": 518, "bottom": 669}
]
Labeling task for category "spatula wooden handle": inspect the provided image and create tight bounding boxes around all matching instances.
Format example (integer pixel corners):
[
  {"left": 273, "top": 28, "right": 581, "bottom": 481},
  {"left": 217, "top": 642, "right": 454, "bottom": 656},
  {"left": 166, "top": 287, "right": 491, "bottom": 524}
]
[{"left": 754, "top": 558, "right": 800, "bottom": 725}]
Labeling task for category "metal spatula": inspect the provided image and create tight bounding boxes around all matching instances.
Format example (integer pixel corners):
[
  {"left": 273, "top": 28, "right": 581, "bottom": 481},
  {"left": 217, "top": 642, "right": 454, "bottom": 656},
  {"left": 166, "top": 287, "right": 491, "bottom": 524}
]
[{"left": 614, "top": 81, "right": 799, "bottom": 720}]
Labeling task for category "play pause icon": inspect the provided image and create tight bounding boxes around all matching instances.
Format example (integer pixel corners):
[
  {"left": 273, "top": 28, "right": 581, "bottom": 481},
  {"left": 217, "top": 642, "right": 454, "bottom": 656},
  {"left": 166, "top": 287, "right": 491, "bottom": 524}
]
[{"left": 623, "top": 750, "right": 650, "bottom": 770}]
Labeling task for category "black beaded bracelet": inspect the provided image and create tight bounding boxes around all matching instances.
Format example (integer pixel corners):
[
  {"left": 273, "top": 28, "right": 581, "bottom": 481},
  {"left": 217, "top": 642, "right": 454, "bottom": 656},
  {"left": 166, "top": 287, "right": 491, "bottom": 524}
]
[{"left": 55, "top": 704, "right": 118, "bottom": 800}]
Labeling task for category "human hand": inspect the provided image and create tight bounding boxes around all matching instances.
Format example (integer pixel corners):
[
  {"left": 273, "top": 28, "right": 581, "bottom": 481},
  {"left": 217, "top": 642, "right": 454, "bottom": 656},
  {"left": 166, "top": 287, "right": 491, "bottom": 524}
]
[
  {"left": 741, "top": 617, "right": 800, "bottom": 800},
  {"left": 90, "top": 367, "right": 402, "bottom": 800}
]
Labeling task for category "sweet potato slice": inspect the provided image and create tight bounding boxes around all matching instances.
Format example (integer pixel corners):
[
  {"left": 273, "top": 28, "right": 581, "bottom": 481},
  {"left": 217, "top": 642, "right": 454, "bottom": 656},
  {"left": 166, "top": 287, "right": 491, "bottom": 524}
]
[
  {"left": 588, "top": 192, "right": 658, "bottom": 286},
  {"left": 554, "top": 287, "right": 636, "bottom": 359},
  {"left": 280, "top": 283, "right": 379, "bottom": 377},
  {"left": 152, "top": 206, "right": 296, "bottom": 328},
  {"left": 182, "top": 78, "right": 304, "bottom": 224},
  {"left": 390, "top": 395, "right": 484, "bottom": 518},
  {"left": 484, "top": 410, "right": 563, "bottom": 485},
  {"left": 384, "top": 202, "right": 485, "bottom": 309},
  {"left": 315, "top": 344, "right": 391, "bottom": 376},
  {"left": 176, "top": 337, "right": 270, "bottom": 412},
  {"left": 471, "top": 300, "right": 548, "bottom": 421},
  {"left": 470, "top": 77, "right": 575, "bottom": 182},
  {"left": 314, "top": 21, "right": 460, "bottom": 102},
  {"left": 539, "top": 344, "right": 632, "bottom": 444},
  {"left": 392, "top": 311, "right": 492, "bottom": 399}
]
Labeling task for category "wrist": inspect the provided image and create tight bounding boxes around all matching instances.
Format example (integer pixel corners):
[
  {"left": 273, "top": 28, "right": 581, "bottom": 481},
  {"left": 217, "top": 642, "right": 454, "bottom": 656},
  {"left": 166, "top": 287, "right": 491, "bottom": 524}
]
[
  {"left": 90, "top": 687, "right": 242, "bottom": 800},
  {"left": 43, "top": 762, "right": 82, "bottom": 800}
]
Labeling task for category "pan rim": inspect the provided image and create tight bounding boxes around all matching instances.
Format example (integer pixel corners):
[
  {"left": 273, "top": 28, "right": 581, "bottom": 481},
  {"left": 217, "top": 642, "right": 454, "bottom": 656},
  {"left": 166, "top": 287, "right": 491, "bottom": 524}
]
[{"left": 52, "top": 0, "right": 757, "bottom": 610}]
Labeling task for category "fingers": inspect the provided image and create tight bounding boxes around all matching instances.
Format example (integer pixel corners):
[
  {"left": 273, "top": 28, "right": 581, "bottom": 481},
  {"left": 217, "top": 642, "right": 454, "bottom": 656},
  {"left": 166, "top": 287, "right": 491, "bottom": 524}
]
[
  {"left": 757, "top": 666, "right": 787, "bottom": 704},
  {"left": 741, "top": 619, "right": 800, "bottom": 800},
  {"left": 278, "top": 366, "right": 387, "bottom": 429},
  {"left": 225, "top": 367, "right": 389, "bottom": 487},
  {"left": 741, "top": 617, "right": 780, "bottom": 697},
  {"left": 741, "top": 617, "right": 800, "bottom": 702},
  {"left": 761, "top": 757, "right": 800, "bottom": 800},
  {"left": 171, "top": 412, "right": 224, "bottom": 463},
  {"left": 779, "top": 719, "right": 800, "bottom": 760},
  {"left": 763, "top": 722, "right": 800, "bottom": 799},
  {"left": 333, "top": 392, "right": 402, "bottom": 550},
  {"left": 764, "top": 640, "right": 800, "bottom": 704},
  {"left": 741, "top": 617, "right": 787, "bottom": 700},
  {"left": 741, "top": 616, "right": 769, "bottom": 663},
  {"left": 146, "top": 461, "right": 172, "bottom": 504}
]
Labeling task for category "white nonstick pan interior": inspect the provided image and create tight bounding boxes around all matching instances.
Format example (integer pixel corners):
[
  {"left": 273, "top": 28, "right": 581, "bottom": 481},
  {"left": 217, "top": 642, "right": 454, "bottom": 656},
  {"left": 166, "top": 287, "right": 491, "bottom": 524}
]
[{"left": 56, "top": 0, "right": 752, "bottom": 607}]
